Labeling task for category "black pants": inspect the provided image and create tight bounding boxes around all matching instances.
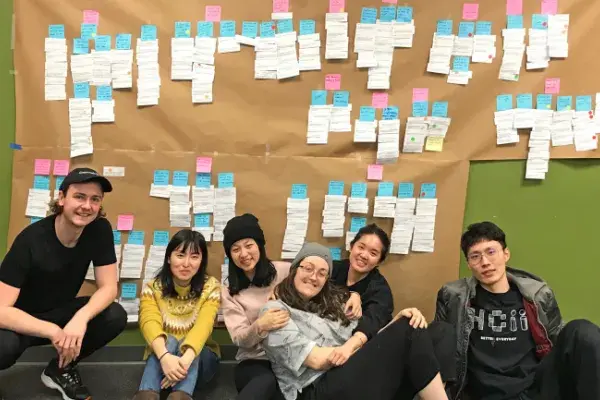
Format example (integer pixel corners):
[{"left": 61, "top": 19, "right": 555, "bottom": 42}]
[
  {"left": 234, "top": 359, "right": 285, "bottom": 400},
  {"left": 0, "top": 296, "right": 127, "bottom": 370},
  {"left": 301, "top": 319, "right": 456, "bottom": 400}
]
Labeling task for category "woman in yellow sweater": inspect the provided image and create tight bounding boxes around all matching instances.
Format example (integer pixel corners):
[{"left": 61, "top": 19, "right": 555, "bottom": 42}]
[{"left": 133, "top": 229, "right": 221, "bottom": 400}]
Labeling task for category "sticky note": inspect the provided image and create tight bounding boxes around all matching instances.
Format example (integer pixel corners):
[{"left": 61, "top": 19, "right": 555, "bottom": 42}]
[
  {"left": 544, "top": 78, "right": 560, "bottom": 94},
  {"left": 33, "top": 175, "right": 50, "bottom": 190},
  {"left": 273, "top": 0, "right": 289, "bottom": 13},
  {"left": 113, "top": 230, "right": 122, "bottom": 245},
  {"left": 420, "top": 183, "right": 437, "bottom": 198},
  {"left": 260, "top": 21, "right": 276, "bottom": 38},
  {"left": 398, "top": 182, "right": 414, "bottom": 198},
  {"left": 30, "top": 217, "right": 42, "bottom": 225},
  {"left": 325, "top": 74, "right": 341, "bottom": 91},
  {"left": 49, "top": 24, "right": 65, "bottom": 39},
  {"left": 359, "top": 106, "right": 376, "bottom": 122},
  {"left": 329, "top": 0, "right": 345, "bottom": 13},
  {"left": 242, "top": 21, "right": 258, "bottom": 38},
  {"left": 34, "top": 159, "right": 51, "bottom": 175},
  {"left": 277, "top": 19, "right": 293, "bottom": 34},
  {"left": 73, "top": 38, "right": 89, "bottom": 55},
  {"left": 425, "top": 136, "right": 444, "bottom": 152},
  {"left": 367, "top": 164, "right": 383, "bottom": 181},
  {"left": 436, "top": 20, "right": 453, "bottom": 36},
  {"left": 506, "top": 0, "right": 523, "bottom": 15},
  {"left": 462, "top": 3, "right": 479, "bottom": 20},
  {"left": 432, "top": 102, "right": 449, "bottom": 117},
  {"left": 412, "top": 88, "right": 429, "bottom": 102},
  {"left": 197, "top": 22, "right": 214, "bottom": 38},
  {"left": 333, "top": 91, "right": 349, "bottom": 107},
  {"left": 96, "top": 85, "right": 112, "bottom": 101},
  {"left": 536, "top": 94, "right": 553, "bottom": 110},
  {"left": 93, "top": 35, "right": 110, "bottom": 51},
  {"left": 576, "top": 96, "right": 592, "bottom": 112},
  {"left": 311, "top": 90, "right": 327, "bottom": 106},
  {"left": 452, "top": 56, "right": 470, "bottom": 72},
  {"left": 121, "top": 283, "right": 138, "bottom": 299},
  {"left": 397, "top": 6, "right": 413, "bottom": 22},
  {"left": 412, "top": 101, "right": 429, "bottom": 117},
  {"left": 541, "top": 0, "right": 558, "bottom": 15},
  {"left": 383, "top": 0, "right": 398, "bottom": 3},
  {"left": 299, "top": 20, "right": 316, "bottom": 35},
  {"left": 83, "top": 10, "right": 100, "bottom": 25},
  {"left": 81, "top": 23, "right": 97, "bottom": 40},
  {"left": 117, "top": 214, "right": 134, "bottom": 231},
  {"left": 476, "top": 21, "right": 493, "bottom": 35},
  {"left": 196, "top": 173, "right": 211, "bottom": 188},
  {"left": 532, "top": 14, "right": 548, "bottom": 30},
  {"left": 115, "top": 33, "right": 132, "bottom": 50},
  {"left": 220, "top": 21, "right": 236, "bottom": 37},
  {"left": 196, "top": 157, "right": 212, "bottom": 173},
  {"left": 382, "top": 106, "right": 399, "bottom": 120},
  {"left": 173, "top": 171, "right": 189, "bottom": 187},
  {"left": 377, "top": 182, "right": 394, "bottom": 197},
  {"left": 507, "top": 15, "right": 524, "bottom": 29},
  {"left": 56, "top": 176, "right": 65, "bottom": 189},
  {"left": 74, "top": 82, "right": 90, "bottom": 98},
  {"left": 153, "top": 231, "right": 170, "bottom": 246},
  {"left": 53, "top": 160, "right": 69, "bottom": 176},
  {"left": 328, "top": 180, "right": 345, "bottom": 195},
  {"left": 128, "top": 231, "right": 145, "bottom": 245},
  {"left": 350, "top": 183, "right": 367, "bottom": 198},
  {"left": 496, "top": 94, "right": 513, "bottom": 111},
  {"left": 350, "top": 217, "right": 367, "bottom": 232},
  {"left": 194, "top": 213, "right": 211, "bottom": 227},
  {"left": 380, "top": 6, "right": 397, "bottom": 23},
  {"left": 516, "top": 94, "right": 533, "bottom": 109},
  {"left": 557, "top": 96, "right": 572, "bottom": 111},
  {"left": 291, "top": 184, "right": 308, "bottom": 199},
  {"left": 154, "top": 170, "right": 170, "bottom": 186},
  {"left": 141, "top": 25, "right": 157, "bottom": 41},
  {"left": 361, "top": 7, "right": 378, "bottom": 24},
  {"left": 458, "top": 22, "right": 475, "bottom": 38},
  {"left": 372, "top": 92, "right": 388, "bottom": 109},
  {"left": 175, "top": 21, "right": 192, "bottom": 38},
  {"left": 329, "top": 248, "right": 342, "bottom": 261},
  {"left": 218, "top": 172, "right": 234, "bottom": 188},
  {"left": 205, "top": 6, "right": 222, "bottom": 22}
]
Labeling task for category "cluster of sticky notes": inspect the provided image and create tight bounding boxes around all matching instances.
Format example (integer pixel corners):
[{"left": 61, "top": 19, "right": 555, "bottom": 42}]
[
  {"left": 311, "top": 88, "right": 350, "bottom": 107},
  {"left": 496, "top": 92, "right": 593, "bottom": 112},
  {"left": 412, "top": 88, "right": 430, "bottom": 117},
  {"left": 32, "top": 159, "right": 70, "bottom": 190},
  {"left": 358, "top": 104, "right": 399, "bottom": 122},
  {"left": 358, "top": 5, "right": 412, "bottom": 23}
]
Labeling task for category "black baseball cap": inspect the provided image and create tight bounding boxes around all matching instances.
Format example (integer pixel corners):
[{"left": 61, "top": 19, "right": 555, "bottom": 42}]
[{"left": 59, "top": 167, "right": 113, "bottom": 193}]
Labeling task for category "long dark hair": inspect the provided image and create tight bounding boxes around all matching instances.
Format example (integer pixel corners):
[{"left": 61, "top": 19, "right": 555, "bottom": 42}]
[
  {"left": 155, "top": 229, "right": 208, "bottom": 299},
  {"left": 227, "top": 243, "right": 277, "bottom": 296},
  {"left": 350, "top": 223, "right": 391, "bottom": 263},
  {"left": 274, "top": 267, "right": 352, "bottom": 327}
]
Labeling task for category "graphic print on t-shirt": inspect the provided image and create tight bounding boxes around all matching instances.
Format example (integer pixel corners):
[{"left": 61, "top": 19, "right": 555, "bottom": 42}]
[{"left": 473, "top": 305, "right": 529, "bottom": 340}]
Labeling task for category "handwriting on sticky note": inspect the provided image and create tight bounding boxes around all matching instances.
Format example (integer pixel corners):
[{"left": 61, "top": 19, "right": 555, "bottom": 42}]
[
  {"left": 34, "top": 159, "right": 51, "bottom": 175},
  {"left": 273, "top": 0, "right": 289, "bottom": 13},
  {"left": 53, "top": 160, "right": 69, "bottom": 176},
  {"left": 412, "top": 88, "right": 429, "bottom": 102},
  {"left": 117, "top": 214, "right": 134, "bottom": 231},
  {"left": 205, "top": 5, "right": 222, "bottom": 22},
  {"left": 367, "top": 164, "right": 383, "bottom": 181},
  {"left": 121, "top": 283, "right": 138, "bottom": 299},
  {"left": 325, "top": 74, "right": 341, "bottom": 91},
  {"left": 372, "top": 92, "right": 388, "bottom": 109},
  {"left": 506, "top": 0, "right": 523, "bottom": 15},
  {"left": 544, "top": 78, "right": 560, "bottom": 94},
  {"left": 425, "top": 136, "right": 444, "bottom": 152},
  {"left": 83, "top": 10, "right": 99, "bottom": 25},
  {"left": 196, "top": 157, "right": 212, "bottom": 173},
  {"left": 462, "top": 3, "right": 479, "bottom": 20},
  {"left": 329, "top": 0, "right": 345, "bottom": 13},
  {"left": 541, "top": 0, "right": 557, "bottom": 15}
]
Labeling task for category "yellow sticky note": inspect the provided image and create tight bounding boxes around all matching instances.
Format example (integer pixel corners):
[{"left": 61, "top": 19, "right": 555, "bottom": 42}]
[{"left": 425, "top": 136, "right": 444, "bottom": 152}]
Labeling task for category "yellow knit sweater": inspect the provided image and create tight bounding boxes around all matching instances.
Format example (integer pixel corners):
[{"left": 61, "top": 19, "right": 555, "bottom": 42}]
[{"left": 139, "top": 276, "right": 221, "bottom": 360}]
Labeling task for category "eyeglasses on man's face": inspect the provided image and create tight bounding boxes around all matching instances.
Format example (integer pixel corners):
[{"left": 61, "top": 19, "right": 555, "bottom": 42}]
[{"left": 467, "top": 247, "right": 502, "bottom": 265}]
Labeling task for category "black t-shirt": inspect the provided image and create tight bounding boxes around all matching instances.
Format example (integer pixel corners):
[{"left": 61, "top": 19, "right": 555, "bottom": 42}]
[
  {"left": 0, "top": 215, "right": 117, "bottom": 314},
  {"left": 466, "top": 283, "right": 539, "bottom": 400}
]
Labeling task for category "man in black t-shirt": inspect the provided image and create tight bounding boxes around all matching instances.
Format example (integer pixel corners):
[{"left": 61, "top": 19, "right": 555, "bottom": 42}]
[{"left": 0, "top": 168, "right": 127, "bottom": 400}]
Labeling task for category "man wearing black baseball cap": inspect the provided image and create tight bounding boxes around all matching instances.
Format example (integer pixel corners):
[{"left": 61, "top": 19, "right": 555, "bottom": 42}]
[{"left": 0, "top": 167, "right": 127, "bottom": 400}]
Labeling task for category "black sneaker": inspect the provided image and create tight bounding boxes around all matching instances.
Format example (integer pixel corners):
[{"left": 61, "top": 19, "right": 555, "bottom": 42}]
[{"left": 41, "top": 359, "right": 91, "bottom": 400}]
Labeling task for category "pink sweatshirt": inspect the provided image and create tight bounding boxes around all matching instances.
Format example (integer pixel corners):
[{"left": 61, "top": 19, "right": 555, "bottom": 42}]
[{"left": 221, "top": 261, "right": 291, "bottom": 361}]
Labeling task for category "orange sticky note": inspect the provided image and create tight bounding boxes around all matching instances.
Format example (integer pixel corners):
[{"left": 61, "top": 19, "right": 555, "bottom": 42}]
[
  {"left": 544, "top": 78, "right": 560, "bottom": 94},
  {"left": 205, "top": 5, "right": 222, "bottom": 22},
  {"left": 196, "top": 157, "right": 212, "bottom": 173},
  {"left": 117, "top": 214, "right": 134, "bottom": 231},
  {"left": 462, "top": 3, "right": 479, "bottom": 21},
  {"left": 34, "top": 159, "right": 51, "bottom": 175},
  {"left": 367, "top": 164, "right": 383, "bottom": 181},
  {"left": 53, "top": 160, "right": 70, "bottom": 176},
  {"left": 325, "top": 74, "right": 341, "bottom": 90}
]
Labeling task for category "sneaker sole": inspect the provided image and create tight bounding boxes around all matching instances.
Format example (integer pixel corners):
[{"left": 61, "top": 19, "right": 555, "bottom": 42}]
[{"left": 41, "top": 371, "right": 91, "bottom": 400}]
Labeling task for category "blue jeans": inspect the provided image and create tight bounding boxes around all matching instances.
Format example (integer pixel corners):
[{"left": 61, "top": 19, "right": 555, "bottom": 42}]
[{"left": 139, "top": 335, "right": 219, "bottom": 395}]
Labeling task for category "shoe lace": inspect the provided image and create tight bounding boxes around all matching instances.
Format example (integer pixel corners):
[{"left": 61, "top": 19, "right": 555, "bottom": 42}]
[{"left": 63, "top": 366, "right": 83, "bottom": 386}]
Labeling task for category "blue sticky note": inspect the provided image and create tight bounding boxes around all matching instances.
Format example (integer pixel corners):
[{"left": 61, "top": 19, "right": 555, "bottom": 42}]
[
  {"left": 115, "top": 33, "right": 132, "bottom": 50},
  {"left": 96, "top": 85, "right": 112, "bottom": 101},
  {"left": 197, "top": 21, "right": 214, "bottom": 38},
  {"left": 516, "top": 94, "right": 533, "bottom": 109},
  {"left": 458, "top": 22, "right": 475, "bottom": 38},
  {"left": 73, "top": 38, "right": 89, "bottom": 54},
  {"left": 291, "top": 184, "right": 307, "bottom": 199},
  {"left": 333, "top": 91, "right": 350, "bottom": 107},
  {"left": 153, "top": 170, "right": 170, "bottom": 186},
  {"left": 172, "top": 171, "right": 189, "bottom": 187},
  {"left": 328, "top": 181, "right": 345, "bottom": 196},
  {"left": 299, "top": 20, "right": 315, "bottom": 35},
  {"left": 218, "top": 173, "right": 234, "bottom": 188},
  {"left": 49, "top": 24, "right": 65, "bottom": 39},
  {"left": 380, "top": 6, "right": 397, "bottom": 23},
  {"left": 359, "top": 106, "right": 376, "bottom": 122},
  {"left": 361, "top": 7, "right": 377, "bottom": 24},
  {"left": 412, "top": 101, "right": 428, "bottom": 117},
  {"left": 30, "top": 217, "right": 42, "bottom": 225},
  {"left": 195, "top": 173, "right": 211, "bottom": 188},
  {"left": 397, "top": 6, "right": 413, "bottom": 23},
  {"left": 350, "top": 217, "right": 367, "bottom": 232},
  {"left": 128, "top": 230, "right": 145, "bottom": 245},
  {"left": 121, "top": 283, "right": 137, "bottom": 299},
  {"left": 557, "top": 96, "right": 572, "bottom": 111},
  {"left": 311, "top": 90, "right": 327, "bottom": 106},
  {"left": 350, "top": 182, "right": 367, "bottom": 198},
  {"left": 175, "top": 21, "right": 191, "bottom": 38},
  {"left": 452, "top": 56, "right": 470, "bottom": 72},
  {"left": 277, "top": 19, "right": 293, "bottom": 34},
  {"left": 398, "top": 182, "right": 414, "bottom": 198},
  {"left": 432, "top": 102, "right": 448, "bottom": 117},
  {"left": 382, "top": 106, "right": 399, "bottom": 120},
  {"left": 496, "top": 94, "right": 513, "bottom": 111},
  {"left": 536, "top": 94, "right": 553, "bottom": 110},
  {"left": 74, "top": 82, "right": 90, "bottom": 99},
  {"left": 94, "top": 35, "right": 111, "bottom": 51},
  {"left": 420, "top": 183, "right": 437, "bottom": 198},
  {"left": 33, "top": 175, "right": 50, "bottom": 190},
  {"left": 141, "top": 25, "right": 157, "bottom": 41},
  {"left": 532, "top": 14, "right": 548, "bottom": 30},
  {"left": 81, "top": 23, "right": 97, "bottom": 40},
  {"left": 220, "top": 21, "right": 236, "bottom": 37},
  {"left": 436, "top": 20, "right": 453, "bottom": 36},
  {"left": 153, "top": 231, "right": 170, "bottom": 246},
  {"left": 260, "top": 21, "right": 275, "bottom": 37},
  {"left": 377, "top": 182, "right": 394, "bottom": 197},
  {"left": 576, "top": 96, "right": 592, "bottom": 112},
  {"left": 55, "top": 177, "right": 65, "bottom": 189},
  {"left": 329, "top": 248, "right": 342, "bottom": 261},
  {"left": 476, "top": 21, "right": 492, "bottom": 35},
  {"left": 194, "top": 213, "right": 211, "bottom": 227},
  {"left": 507, "top": 15, "right": 524, "bottom": 29},
  {"left": 242, "top": 21, "right": 258, "bottom": 38},
  {"left": 113, "top": 230, "right": 122, "bottom": 245}
]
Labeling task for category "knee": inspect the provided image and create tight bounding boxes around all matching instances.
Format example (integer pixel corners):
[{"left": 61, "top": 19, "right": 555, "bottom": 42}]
[
  {"left": 100, "top": 302, "right": 128, "bottom": 334},
  {"left": 0, "top": 332, "right": 22, "bottom": 370},
  {"left": 429, "top": 321, "right": 457, "bottom": 346},
  {"left": 562, "top": 319, "right": 600, "bottom": 347}
]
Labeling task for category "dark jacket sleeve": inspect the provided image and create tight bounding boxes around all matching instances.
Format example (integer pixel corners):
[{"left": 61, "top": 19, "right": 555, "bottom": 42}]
[
  {"left": 354, "top": 272, "right": 394, "bottom": 340},
  {"left": 434, "top": 286, "right": 449, "bottom": 322},
  {"left": 540, "top": 286, "right": 564, "bottom": 344}
]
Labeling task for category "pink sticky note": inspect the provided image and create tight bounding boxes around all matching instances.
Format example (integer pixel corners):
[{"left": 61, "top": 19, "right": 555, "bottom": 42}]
[
  {"left": 53, "top": 160, "right": 70, "bottom": 176},
  {"left": 372, "top": 92, "right": 389, "bottom": 109},
  {"left": 325, "top": 74, "right": 341, "bottom": 90},
  {"left": 196, "top": 157, "right": 213, "bottom": 173},
  {"left": 506, "top": 0, "right": 523, "bottom": 15},
  {"left": 382, "top": 0, "right": 398, "bottom": 3},
  {"left": 367, "top": 164, "right": 383, "bottom": 181},
  {"left": 117, "top": 214, "right": 134, "bottom": 231},
  {"left": 34, "top": 159, "right": 51, "bottom": 175},
  {"left": 541, "top": 0, "right": 558, "bottom": 15},
  {"left": 544, "top": 78, "right": 560, "bottom": 94},
  {"left": 205, "top": 6, "right": 222, "bottom": 22},
  {"left": 412, "top": 88, "right": 429, "bottom": 102},
  {"left": 462, "top": 3, "right": 479, "bottom": 20},
  {"left": 329, "top": 0, "right": 346, "bottom": 13},
  {"left": 83, "top": 10, "right": 99, "bottom": 25},
  {"left": 273, "top": 0, "right": 289, "bottom": 13}
]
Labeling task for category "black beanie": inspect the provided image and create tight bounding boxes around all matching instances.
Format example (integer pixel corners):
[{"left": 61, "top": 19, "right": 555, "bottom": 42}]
[{"left": 223, "top": 213, "right": 266, "bottom": 257}]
